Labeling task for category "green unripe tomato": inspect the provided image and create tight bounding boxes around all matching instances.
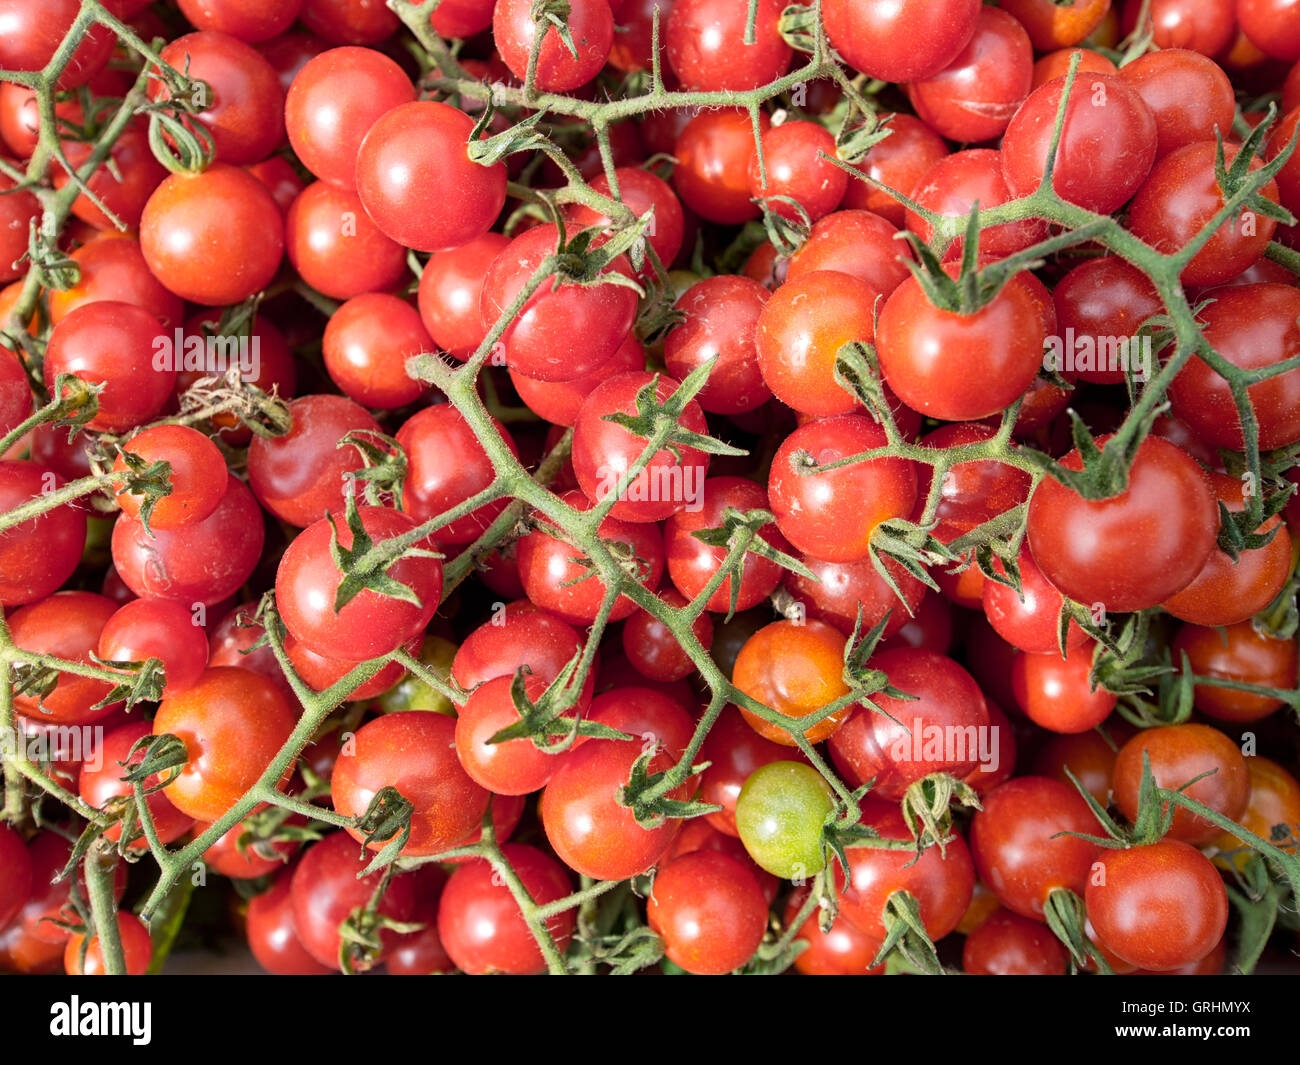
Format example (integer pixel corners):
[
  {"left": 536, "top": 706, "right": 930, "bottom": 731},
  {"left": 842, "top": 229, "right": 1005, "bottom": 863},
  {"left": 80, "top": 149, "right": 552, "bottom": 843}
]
[
  {"left": 735, "top": 761, "right": 834, "bottom": 880},
  {"left": 375, "top": 635, "right": 457, "bottom": 715}
]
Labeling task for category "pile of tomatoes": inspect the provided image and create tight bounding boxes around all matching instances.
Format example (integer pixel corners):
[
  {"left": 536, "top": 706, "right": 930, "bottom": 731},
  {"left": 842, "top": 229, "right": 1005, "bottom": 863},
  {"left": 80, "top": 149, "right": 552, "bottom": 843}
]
[{"left": 0, "top": 0, "right": 1299, "bottom": 978}]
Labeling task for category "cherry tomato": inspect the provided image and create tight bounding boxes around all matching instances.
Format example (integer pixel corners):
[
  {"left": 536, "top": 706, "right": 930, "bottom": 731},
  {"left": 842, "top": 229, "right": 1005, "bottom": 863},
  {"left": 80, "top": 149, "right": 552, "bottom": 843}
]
[
  {"left": 79, "top": 719, "right": 196, "bottom": 849},
  {"left": 963, "top": 907, "right": 1068, "bottom": 975},
  {"left": 451, "top": 605, "right": 589, "bottom": 708},
  {"left": 1116, "top": 49, "right": 1236, "bottom": 159},
  {"left": 786, "top": 209, "right": 914, "bottom": 298},
  {"left": 734, "top": 760, "right": 834, "bottom": 879},
  {"left": 453, "top": 673, "right": 570, "bottom": 795},
  {"left": 622, "top": 588, "right": 713, "bottom": 683},
  {"left": 1026, "top": 435, "right": 1218, "bottom": 613},
  {"left": 140, "top": 163, "right": 285, "bottom": 306},
  {"left": 246, "top": 869, "right": 331, "bottom": 975},
  {"left": 843, "top": 113, "right": 948, "bottom": 227},
  {"left": 1000, "top": 0, "right": 1111, "bottom": 49},
  {"left": 747, "top": 120, "right": 846, "bottom": 224},
  {"left": 178, "top": 0, "right": 305, "bottom": 42},
  {"left": 1121, "top": 0, "right": 1235, "bottom": 55},
  {"left": 1173, "top": 621, "right": 1298, "bottom": 723},
  {"left": 153, "top": 666, "right": 298, "bottom": 823},
  {"left": 1011, "top": 641, "right": 1117, "bottom": 734},
  {"left": 665, "top": 0, "right": 790, "bottom": 91},
  {"left": 647, "top": 849, "right": 768, "bottom": 974},
  {"left": 1032, "top": 47, "right": 1117, "bottom": 88},
  {"left": 673, "top": 108, "right": 770, "bottom": 225},
  {"left": 1085, "top": 839, "right": 1228, "bottom": 971},
  {"left": 540, "top": 737, "right": 685, "bottom": 880},
  {"left": 98, "top": 598, "right": 209, "bottom": 695},
  {"left": 822, "top": 0, "right": 981, "bottom": 83},
  {"left": 1237, "top": 0, "right": 1300, "bottom": 60},
  {"left": 0, "top": 461, "right": 87, "bottom": 607},
  {"left": 285, "top": 181, "right": 409, "bottom": 300},
  {"left": 322, "top": 293, "right": 431, "bottom": 409},
  {"left": 0, "top": 825, "right": 32, "bottom": 933},
  {"left": 1050, "top": 255, "right": 1163, "bottom": 385},
  {"left": 982, "top": 545, "right": 1089, "bottom": 655},
  {"left": 732, "top": 619, "right": 850, "bottom": 746},
  {"left": 585, "top": 686, "right": 695, "bottom": 761},
  {"left": 111, "top": 424, "right": 227, "bottom": 530},
  {"left": 493, "top": 0, "right": 614, "bottom": 92},
  {"left": 567, "top": 166, "right": 686, "bottom": 278},
  {"left": 10, "top": 592, "right": 120, "bottom": 725},
  {"left": 828, "top": 648, "right": 990, "bottom": 799},
  {"left": 437, "top": 844, "right": 576, "bottom": 975},
  {"left": 300, "top": 0, "right": 400, "bottom": 44},
  {"left": 0, "top": 0, "right": 114, "bottom": 90},
  {"left": 768, "top": 414, "right": 918, "bottom": 563},
  {"left": 285, "top": 46, "right": 414, "bottom": 187},
  {"left": 64, "top": 912, "right": 152, "bottom": 976},
  {"left": 1211, "top": 756, "right": 1300, "bottom": 869},
  {"left": 356, "top": 101, "right": 506, "bottom": 252},
  {"left": 417, "top": 233, "right": 511, "bottom": 361}
]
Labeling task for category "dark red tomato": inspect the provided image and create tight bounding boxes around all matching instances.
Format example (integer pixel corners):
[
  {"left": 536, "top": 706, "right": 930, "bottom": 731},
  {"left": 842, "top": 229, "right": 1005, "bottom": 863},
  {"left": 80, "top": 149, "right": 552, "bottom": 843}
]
[
  {"left": 907, "top": 7, "right": 1033, "bottom": 144},
  {"left": 1168, "top": 284, "right": 1300, "bottom": 451},
  {"left": 1032, "top": 724, "right": 1130, "bottom": 806},
  {"left": 112, "top": 473, "right": 265, "bottom": 607},
  {"left": 1128, "top": 141, "right": 1279, "bottom": 286},
  {"left": 673, "top": 108, "right": 770, "bottom": 225},
  {"left": 290, "top": 831, "right": 418, "bottom": 971},
  {"left": 540, "top": 737, "right": 685, "bottom": 880},
  {"left": 756, "top": 270, "right": 881, "bottom": 417},
  {"left": 285, "top": 46, "right": 414, "bottom": 187},
  {"left": 397, "top": 403, "right": 517, "bottom": 544},
  {"left": 572, "top": 371, "right": 710, "bottom": 523},
  {"left": 356, "top": 101, "right": 506, "bottom": 252},
  {"left": 300, "top": 0, "right": 400, "bottom": 44},
  {"left": 454, "top": 673, "right": 571, "bottom": 795},
  {"left": 276, "top": 505, "right": 442, "bottom": 662},
  {"left": 140, "top": 163, "right": 285, "bottom": 306},
  {"left": 1237, "top": 0, "right": 1300, "bottom": 59},
  {"left": 1000, "top": 0, "right": 1110, "bottom": 49},
  {"left": 98, "top": 598, "right": 209, "bottom": 695},
  {"left": 451, "top": 605, "right": 588, "bottom": 708},
  {"left": 1162, "top": 470, "right": 1292, "bottom": 626},
  {"left": 661, "top": 818, "right": 779, "bottom": 898},
  {"left": 1116, "top": 50, "right": 1235, "bottom": 159},
  {"left": 1032, "top": 47, "right": 1117, "bottom": 88},
  {"left": 516, "top": 490, "right": 665, "bottom": 624},
  {"left": 568, "top": 167, "right": 685, "bottom": 278},
  {"left": 0, "top": 461, "right": 86, "bottom": 606},
  {"left": 786, "top": 210, "right": 914, "bottom": 299},
  {"left": 843, "top": 113, "right": 948, "bottom": 227},
  {"left": 48, "top": 235, "right": 185, "bottom": 330},
  {"left": 285, "top": 630, "right": 414, "bottom": 700},
  {"left": 1026, "top": 435, "right": 1218, "bottom": 613},
  {"left": 322, "top": 293, "right": 430, "bottom": 409},
  {"left": 285, "top": 181, "right": 408, "bottom": 300},
  {"left": 1266, "top": 106, "right": 1300, "bottom": 218},
  {"left": 54, "top": 130, "right": 166, "bottom": 232},
  {"left": 0, "top": 175, "right": 37, "bottom": 283},
  {"left": 445, "top": 793, "right": 527, "bottom": 863},
  {"left": 200, "top": 809, "right": 303, "bottom": 878},
  {"left": 149, "top": 31, "right": 284, "bottom": 166},
  {"left": 768, "top": 414, "right": 918, "bottom": 563},
  {"left": 785, "top": 887, "right": 885, "bottom": 975},
  {"left": 964, "top": 697, "right": 1017, "bottom": 796},
  {"left": 246, "top": 869, "right": 331, "bottom": 975},
  {"left": 828, "top": 648, "right": 989, "bottom": 799},
  {"left": 1051, "top": 256, "right": 1163, "bottom": 385},
  {"left": 178, "top": 0, "right": 305, "bottom": 42},
  {"left": 747, "top": 121, "right": 846, "bottom": 224},
  {"left": 1011, "top": 641, "right": 1117, "bottom": 734},
  {"left": 838, "top": 800, "right": 975, "bottom": 942},
  {"left": 332, "top": 712, "right": 489, "bottom": 855},
  {"left": 916, "top": 423, "right": 1033, "bottom": 544},
  {"left": 1085, "top": 839, "right": 1227, "bottom": 971},
  {"left": 481, "top": 223, "right": 637, "bottom": 382},
  {"left": 112, "top": 425, "right": 227, "bottom": 530},
  {"left": 64, "top": 912, "right": 152, "bottom": 976},
  {"left": 44, "top": 301, "right": 173, "bottom": 433},
  {"left": 663, "top": 276, "right": 769, "bottom": 415},
  {"left": 877, "top": 268, "right": 1051, "bottom": 422},
  {"left": 585, "top": 685, "right": 696, "bottom": 761},
  {"left": 1122, "top": 0, "right": 1235, "bottom": 55},
  {"left": 1173, "top": 621, "right": 1298, "bottom": 723},
  {"left": 905, "top": 149, "right": 1048, "bottom": 260},
  {"left": 622, "top": 589, "right": 713, "bottom": 683},
  {"left": 1002, "top": 75, "right": 1157, "bottom": 215},
  {"left": 10, "top": 592, "right": 120, "bottom": 725},
  {"left": 823, "top": 0, "right": 980, "bottom": 82},
  {"left": 963, "top": 907, "right": 1068, "bottom": 975},
  {"left": 79, "top": 720, "right": 196, "bottom": 849},
  {"left": 512, "top": 332, "right": 645, "bottom": 427},
  {"left": 732, "top": 619, "right": 851, "bottom": 746},
  {"left": 982, "top": 545, "right": 1089, "bottom": 655},
  {"left": 437, "top": 844, "right": 576, "bottom": 975},
  {"left": 152, "top": 666, "right": 298, "bottom": 823},
  {"left": 0, "top": 81, "right": 81, "bottom": 157},
  {"left": 417, "top": 233, "right": 510, "bottom": 361},
  {"left": 662, "top": 476, "right": 789, "bottom": 613},
  {"left": 494, "top": 0, "right": 613, "bottom": 91},
  {"left": 1113, "top": 724, "right": 1249, "bottom": 846},
  {"left": 386, "top": 923, "right": 453, "bottom": 976},
  {"left": 0, "top": 0, "right": 114, "bottom": 90},
  {"left": 665, "top": 0, "right": 790, "bottom": 90},
  {"left": 783, "top": 553, "right": 925, "bottom": 642},
  {"left": 698, "top": 707, "right": 792, "bottom": 836},
  {"left": 969, "top": 776, "right": 1101, "bottom": 919},
  {"left": 647, "top": 850, "right": 767, "bottom": 974},
  {"left": 0, "top": 825, "right": 32, "bottom": 932},
  {"left": 248, "top": 394, "right": 381, "bottom": 528}
]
